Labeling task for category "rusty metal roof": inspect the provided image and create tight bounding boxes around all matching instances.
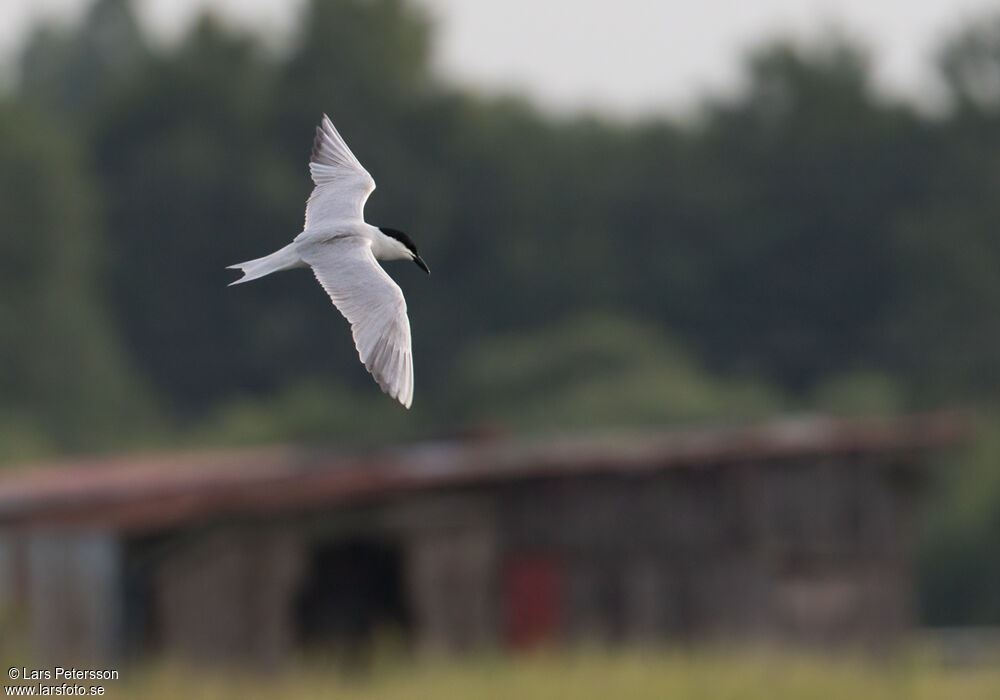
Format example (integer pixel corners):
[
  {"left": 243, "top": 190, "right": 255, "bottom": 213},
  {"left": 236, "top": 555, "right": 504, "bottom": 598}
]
[{"left": 0, "top": 413, "right": 966, "bottom": 532}]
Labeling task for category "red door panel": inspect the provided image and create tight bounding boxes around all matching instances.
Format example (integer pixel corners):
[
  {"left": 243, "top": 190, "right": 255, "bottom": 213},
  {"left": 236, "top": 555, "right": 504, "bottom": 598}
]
[{"left": 503, "top": 554, "right": 563, "bottom": 650}]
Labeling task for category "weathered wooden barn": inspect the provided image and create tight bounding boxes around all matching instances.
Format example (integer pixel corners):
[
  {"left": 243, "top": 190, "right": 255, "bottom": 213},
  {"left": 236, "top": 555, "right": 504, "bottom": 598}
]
[{"left": 0, "top": 414, "right": 963, "bottom": 665}]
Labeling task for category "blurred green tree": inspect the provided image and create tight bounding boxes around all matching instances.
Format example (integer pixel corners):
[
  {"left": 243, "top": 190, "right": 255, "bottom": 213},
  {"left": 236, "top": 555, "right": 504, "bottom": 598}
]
[
  {"left": 19, "top": 0, "right": 147, "bottom": 120},
  {"left": 939, "top": 16, "right": 1000, "bottom": 115},
  {"left": 92, "top": 15, "right": 301, "bottom": 412},
  {"left": 880, "top": 21, "right": 1000, "bottom": 402},
  {"left": 452, "top": 313, "right": 782, "bottom": 431},
  {"left": 0, "top": 103, "right": 154, "bottom": 457},
  {"left": 691, "top": 40, "right": 936, "bottom": 389}
]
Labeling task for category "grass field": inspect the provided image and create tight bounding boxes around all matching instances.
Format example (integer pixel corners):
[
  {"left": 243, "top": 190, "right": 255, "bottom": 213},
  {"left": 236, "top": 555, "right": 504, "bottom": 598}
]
[{"left": 101, "top": 650, "right": 1000, "bottom": 700}]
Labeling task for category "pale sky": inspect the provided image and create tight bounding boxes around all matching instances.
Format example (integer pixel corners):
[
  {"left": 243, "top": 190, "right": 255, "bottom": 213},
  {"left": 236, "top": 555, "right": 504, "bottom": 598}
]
[{"left": 2, "top": 0, "right": 999, "bottom": 115}]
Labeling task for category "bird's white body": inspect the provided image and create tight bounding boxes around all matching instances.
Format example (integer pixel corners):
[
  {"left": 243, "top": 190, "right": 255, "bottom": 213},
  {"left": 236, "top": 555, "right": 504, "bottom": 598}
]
[{"left": 228, "top": 115, "right": 425, "bottom": 408}]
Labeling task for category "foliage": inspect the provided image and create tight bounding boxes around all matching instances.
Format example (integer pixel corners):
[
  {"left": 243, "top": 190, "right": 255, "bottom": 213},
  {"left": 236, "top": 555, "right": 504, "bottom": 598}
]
[
  {"left": 19, "top": 0, "right": 147, "bottom": 119},
  {"left": 0, "top": 101, "right": 155, "bottom": 457},
  {"left": 10, "top": 0, "right": 993, "bottom": 418},
  {"left": 919, "top": 411, "right": 1000, "bottom": 625},
  {"left": 453, "top": 313, "right": 782, "bottom": 431},
  {"left": 809, "top": 371, "right": 905, "bottom": 417},
  {"left": 193, "top": 380, "right": 421, "bottom": 447}
]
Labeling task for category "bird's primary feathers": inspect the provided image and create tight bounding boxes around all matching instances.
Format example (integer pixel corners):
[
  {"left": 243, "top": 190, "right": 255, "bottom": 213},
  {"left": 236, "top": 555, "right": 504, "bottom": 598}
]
[{"left": 227, "top": 115, "right": 429, "bottom": 408}]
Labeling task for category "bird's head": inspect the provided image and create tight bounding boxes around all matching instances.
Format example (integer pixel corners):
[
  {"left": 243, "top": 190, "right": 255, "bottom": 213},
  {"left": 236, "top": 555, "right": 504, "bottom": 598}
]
[{"left": 378, "top": 227, "right": 430, "bottom": 274}]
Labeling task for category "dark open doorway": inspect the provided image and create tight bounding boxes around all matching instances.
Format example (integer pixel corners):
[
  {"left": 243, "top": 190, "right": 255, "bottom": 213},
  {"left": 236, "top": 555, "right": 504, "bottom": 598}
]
[{"left": 294, "top": 537, "right": 411, "bottom": 652}]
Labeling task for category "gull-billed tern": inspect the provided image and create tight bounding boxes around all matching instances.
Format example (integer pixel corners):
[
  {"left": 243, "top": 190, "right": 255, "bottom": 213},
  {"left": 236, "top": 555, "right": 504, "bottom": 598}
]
[{"left": 227, "top": 114, "right": 429, "bottom": 408}]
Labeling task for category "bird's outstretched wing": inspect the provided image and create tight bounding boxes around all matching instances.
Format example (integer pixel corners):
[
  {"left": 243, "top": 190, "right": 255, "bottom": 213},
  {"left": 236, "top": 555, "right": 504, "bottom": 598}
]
[
  {"left": 304, "top": 114, "right": 376, "bottom": 230},
  {"left": 303, "top": 237, "right": 414, "bottom": 408}
]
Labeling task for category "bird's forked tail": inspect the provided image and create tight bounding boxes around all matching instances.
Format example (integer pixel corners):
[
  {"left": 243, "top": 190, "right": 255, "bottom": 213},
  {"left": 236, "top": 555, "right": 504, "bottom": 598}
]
[{"left": 227, "top": 243, "right": 303, "bottom": 286}]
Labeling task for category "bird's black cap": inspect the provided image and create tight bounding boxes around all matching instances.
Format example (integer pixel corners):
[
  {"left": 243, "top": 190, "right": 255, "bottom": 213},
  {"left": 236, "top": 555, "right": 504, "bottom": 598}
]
[
  {"left": 379, "top": 227, "right": 418, "bottom": 255},
  {"left": 380, "top": 227, "right": 430, "bottom": 274}
]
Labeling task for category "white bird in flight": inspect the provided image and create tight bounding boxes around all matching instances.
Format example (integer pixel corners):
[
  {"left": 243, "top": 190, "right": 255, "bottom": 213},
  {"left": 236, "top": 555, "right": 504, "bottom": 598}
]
[{"left": 228, "top": 115, "right": 429, "bottom": 408}]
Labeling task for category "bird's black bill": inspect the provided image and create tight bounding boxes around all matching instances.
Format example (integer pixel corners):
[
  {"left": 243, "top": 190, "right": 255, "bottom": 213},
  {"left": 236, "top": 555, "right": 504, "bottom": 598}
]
[{"left": 413, "top": 254, "right": 430, "bottom": 275}]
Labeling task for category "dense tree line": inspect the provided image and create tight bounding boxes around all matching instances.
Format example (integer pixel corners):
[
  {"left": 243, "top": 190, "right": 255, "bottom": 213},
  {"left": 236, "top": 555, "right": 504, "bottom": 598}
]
[{"left": 1, "top": 0, "right": 998, "bottom": 623}]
